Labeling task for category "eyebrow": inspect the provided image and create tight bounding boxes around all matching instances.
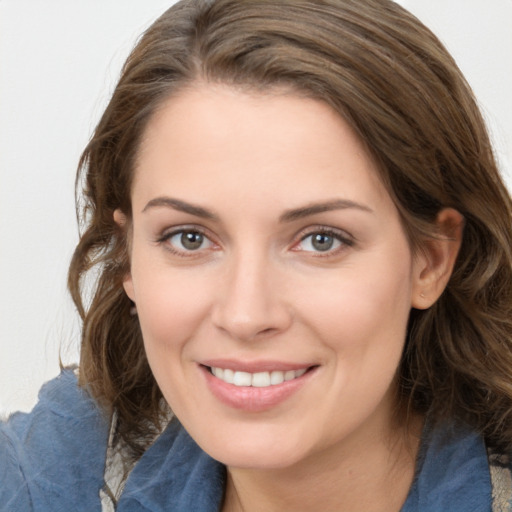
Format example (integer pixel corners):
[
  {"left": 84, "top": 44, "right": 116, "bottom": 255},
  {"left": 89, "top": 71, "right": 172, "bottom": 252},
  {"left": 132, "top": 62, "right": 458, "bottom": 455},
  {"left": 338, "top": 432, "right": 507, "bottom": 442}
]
[
  {"left": 142, "top": 196, "right": 372, "bottom": 222},
  {"left": 279, "top": 199, "right": 373, "bottom": 222},
  {"left": 142, "top": 197, "right": 219, "bottom": 220}
]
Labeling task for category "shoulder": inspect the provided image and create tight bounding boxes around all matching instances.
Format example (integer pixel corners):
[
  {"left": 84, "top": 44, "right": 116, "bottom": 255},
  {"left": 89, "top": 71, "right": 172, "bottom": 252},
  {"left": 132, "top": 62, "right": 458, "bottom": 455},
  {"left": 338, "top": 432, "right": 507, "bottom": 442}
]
[
  {"left": 0, "top": 369, "right": 110, "bottom": 512},
  {"left": 118, "top": 419, "right": 226, "bottom": 511},
  {"left": 403, "top": 420, "right": 494, "bottom": 512}
]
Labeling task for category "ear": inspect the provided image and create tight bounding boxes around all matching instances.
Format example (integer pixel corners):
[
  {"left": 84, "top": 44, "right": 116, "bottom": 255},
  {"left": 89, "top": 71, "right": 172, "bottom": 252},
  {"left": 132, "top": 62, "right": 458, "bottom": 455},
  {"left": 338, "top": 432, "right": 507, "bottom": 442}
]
[
  {"left": 411, "top": 208, "right": 464, "bottom": 310},
  {"left": 113, "top": 208, "right": 136, "bottom": 302}
]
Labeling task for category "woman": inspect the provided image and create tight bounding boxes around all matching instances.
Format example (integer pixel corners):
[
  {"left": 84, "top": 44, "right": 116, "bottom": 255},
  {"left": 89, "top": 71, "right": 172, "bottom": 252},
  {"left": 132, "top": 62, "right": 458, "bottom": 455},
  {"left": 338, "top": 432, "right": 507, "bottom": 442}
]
[{"left": 2, "top": 0, "right": 512, "bottom": 510}]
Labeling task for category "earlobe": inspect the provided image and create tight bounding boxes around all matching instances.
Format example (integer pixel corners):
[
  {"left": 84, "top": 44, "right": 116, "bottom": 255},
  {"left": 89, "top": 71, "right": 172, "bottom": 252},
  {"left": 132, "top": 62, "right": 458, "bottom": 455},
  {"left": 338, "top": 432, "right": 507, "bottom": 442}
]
[
  {"left": 411, "top": 208, "right": 464, "bottom": 309},
  {"left": 123, "top": 274, "right": 136, "bottom": 302},
  {"left": 113, "top": 208, "right": 127, "bottom": 227},
  {"left": 113, "top": 208, "right": 136, "bottom": 303}
]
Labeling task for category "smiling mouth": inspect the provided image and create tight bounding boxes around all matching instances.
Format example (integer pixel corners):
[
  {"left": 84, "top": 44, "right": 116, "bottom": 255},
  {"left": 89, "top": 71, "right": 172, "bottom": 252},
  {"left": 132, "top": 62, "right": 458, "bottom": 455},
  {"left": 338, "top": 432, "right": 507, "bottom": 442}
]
[{"left": 208, "top": 366, "right": 313, "bottom": 388}]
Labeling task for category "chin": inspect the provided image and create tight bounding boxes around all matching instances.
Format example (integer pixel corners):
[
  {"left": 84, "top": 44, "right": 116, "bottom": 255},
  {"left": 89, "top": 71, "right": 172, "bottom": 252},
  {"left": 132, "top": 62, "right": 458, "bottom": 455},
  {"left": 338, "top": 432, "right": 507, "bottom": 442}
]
[
  {"left": 213, "top": 447, "right": 307, "bottom": 471},
  {"left": 194, "top": 427, "right": 315, "bottom": 471}
]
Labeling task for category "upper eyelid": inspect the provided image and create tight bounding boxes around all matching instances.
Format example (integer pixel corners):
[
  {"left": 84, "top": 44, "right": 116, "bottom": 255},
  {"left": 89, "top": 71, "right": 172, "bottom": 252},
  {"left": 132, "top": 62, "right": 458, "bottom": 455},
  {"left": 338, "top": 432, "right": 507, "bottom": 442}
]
[
  {"left": 288, "top": 227, "right": 356, "bottom": 258},
  {"left": 157, "top": 227, "right": 217, "bottom": 257},
  {"left": 295, "top": 225, "right": 355, "bottom": 242},
  {"left": 158, "top": 224, "right": 211, "bottom": 240},
  {"left": 156, "top": 226, "right": 215, "bottom": 248},
  {"left": 155, "top": 224, "right": 355, "bottom": 249}
]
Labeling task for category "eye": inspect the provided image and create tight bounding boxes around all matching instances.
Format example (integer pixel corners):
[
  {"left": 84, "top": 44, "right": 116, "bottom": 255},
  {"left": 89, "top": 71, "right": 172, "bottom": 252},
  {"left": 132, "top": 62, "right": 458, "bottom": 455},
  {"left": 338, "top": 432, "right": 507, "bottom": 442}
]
[
  {"left": 294, "top": 229, "right": 353, "bottom": 254},
  {"left": 160, "top": 228, "right": 214, "bottom": 254}
]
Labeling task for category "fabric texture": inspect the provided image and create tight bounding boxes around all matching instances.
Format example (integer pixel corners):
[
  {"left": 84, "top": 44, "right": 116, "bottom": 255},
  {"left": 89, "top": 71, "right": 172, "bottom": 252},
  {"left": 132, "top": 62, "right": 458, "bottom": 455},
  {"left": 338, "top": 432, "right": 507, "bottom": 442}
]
[
  {"left": 403, "top": 419, "right": 493, "bottom": 511},
  {"left": 0, "top": 370, "right": 109, "bottom": 512},
  {"left": 0, "top": 370, "right": 507, "bottom": 511}
]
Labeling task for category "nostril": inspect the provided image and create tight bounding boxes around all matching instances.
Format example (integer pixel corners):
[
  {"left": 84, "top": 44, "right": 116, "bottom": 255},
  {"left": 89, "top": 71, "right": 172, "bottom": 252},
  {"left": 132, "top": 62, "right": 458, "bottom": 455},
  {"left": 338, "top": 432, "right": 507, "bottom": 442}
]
[{"left": 258, "top": 327, "right": 278, "bottom": 336}]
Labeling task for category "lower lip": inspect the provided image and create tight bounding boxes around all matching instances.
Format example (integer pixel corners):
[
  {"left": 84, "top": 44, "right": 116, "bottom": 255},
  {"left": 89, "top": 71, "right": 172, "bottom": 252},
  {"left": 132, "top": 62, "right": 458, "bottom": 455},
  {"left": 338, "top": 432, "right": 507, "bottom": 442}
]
[{"left": 200, "top": 365, "right": 316, "bottom": 412}]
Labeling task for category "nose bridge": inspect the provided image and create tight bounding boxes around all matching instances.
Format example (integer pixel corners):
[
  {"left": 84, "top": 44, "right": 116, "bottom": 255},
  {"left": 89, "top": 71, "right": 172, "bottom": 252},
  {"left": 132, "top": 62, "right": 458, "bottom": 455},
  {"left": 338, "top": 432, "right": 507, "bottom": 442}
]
[{"left": 212, "top": 242, "right": 290, "bottom": 340}]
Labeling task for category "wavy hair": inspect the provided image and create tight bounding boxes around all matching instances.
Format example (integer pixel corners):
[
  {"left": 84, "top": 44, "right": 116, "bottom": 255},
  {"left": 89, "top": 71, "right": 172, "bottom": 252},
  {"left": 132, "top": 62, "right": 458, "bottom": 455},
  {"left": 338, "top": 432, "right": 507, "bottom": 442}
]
[{"left": 68, "top": 0, "right": 512, "bottom": 457}]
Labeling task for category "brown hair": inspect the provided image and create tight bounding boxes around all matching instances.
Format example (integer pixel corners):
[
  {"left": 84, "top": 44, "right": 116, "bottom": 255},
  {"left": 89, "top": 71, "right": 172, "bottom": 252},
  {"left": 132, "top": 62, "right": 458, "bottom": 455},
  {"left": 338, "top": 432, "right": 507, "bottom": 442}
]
[{"left": 69, "top": 0, "right": 512, "bottom": 457}]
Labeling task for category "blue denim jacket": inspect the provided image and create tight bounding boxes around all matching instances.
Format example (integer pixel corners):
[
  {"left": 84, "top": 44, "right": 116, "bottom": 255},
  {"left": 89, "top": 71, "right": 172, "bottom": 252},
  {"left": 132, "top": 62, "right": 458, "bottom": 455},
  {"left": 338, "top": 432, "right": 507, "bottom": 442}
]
[{"left": 0, "top": 370, "right": 495, "bottom": 511}]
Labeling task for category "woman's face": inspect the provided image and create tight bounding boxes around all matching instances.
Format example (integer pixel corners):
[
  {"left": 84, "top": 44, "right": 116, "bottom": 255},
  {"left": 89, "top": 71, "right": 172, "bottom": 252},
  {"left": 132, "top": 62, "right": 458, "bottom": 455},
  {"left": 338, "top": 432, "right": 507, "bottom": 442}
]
[{"left": 123, "top": 84, "right": 427, "bottom": 469}]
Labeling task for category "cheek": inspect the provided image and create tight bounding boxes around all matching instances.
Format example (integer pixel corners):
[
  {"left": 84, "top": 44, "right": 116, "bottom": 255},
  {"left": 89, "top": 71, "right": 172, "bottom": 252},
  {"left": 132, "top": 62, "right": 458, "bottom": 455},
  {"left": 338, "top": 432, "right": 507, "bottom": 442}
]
[
  {"left": 299, "top": 256, "right": 413, "bottom": 362},
  {"left": 310, "top": 264, "right": 411, "bottom": 322},
  {"left": 130, "top": 258, "right": 213, "bottom": 355},
  {"left": 131, "top": 264, "right": 216, "bottom": 411}
]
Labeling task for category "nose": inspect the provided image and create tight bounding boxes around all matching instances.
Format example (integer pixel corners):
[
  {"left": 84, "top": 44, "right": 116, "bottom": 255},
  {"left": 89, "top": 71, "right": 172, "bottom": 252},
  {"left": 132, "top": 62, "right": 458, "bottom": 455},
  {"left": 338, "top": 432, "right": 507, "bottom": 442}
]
[{"left": 211, "top": 250, "right": 292, "bottom": 341}]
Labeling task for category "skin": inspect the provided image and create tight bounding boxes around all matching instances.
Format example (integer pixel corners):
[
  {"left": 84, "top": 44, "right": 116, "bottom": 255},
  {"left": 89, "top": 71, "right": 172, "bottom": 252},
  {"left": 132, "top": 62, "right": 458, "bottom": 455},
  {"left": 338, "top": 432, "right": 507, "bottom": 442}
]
[{"left": 118, "top": 84, "right": 463, "bottom": 511}]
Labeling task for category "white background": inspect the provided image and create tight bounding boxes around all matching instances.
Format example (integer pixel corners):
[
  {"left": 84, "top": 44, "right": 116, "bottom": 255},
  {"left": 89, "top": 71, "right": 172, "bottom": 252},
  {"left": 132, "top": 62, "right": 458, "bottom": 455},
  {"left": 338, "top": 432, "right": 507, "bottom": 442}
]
[{"left": 1, "top": 0, "right": 511, "bottom": 416}]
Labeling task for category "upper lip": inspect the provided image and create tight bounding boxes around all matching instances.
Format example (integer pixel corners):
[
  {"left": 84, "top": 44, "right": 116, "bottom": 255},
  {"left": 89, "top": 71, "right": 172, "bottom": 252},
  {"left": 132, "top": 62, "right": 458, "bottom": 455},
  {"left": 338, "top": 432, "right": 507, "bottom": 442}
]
[{"left": 200, "top": 359, "right": 316, "bottom": 373}]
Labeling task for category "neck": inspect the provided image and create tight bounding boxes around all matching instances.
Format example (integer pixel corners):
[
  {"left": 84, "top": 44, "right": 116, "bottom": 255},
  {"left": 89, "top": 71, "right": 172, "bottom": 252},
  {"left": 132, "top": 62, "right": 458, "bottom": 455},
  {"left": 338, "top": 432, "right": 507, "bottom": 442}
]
[{"left": 222, "top": 413, "right": 424, "bottom": 512}]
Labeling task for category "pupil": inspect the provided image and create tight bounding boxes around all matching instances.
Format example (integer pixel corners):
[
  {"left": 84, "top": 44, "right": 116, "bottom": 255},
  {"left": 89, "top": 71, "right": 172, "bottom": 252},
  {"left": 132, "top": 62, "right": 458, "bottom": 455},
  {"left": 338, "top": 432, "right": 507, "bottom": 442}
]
[
  {"left": 181, "top": 231, "right": 203, "bottom": 250},
  {"left": 312, "top": 233, "right": 333, "bottom": 251}
]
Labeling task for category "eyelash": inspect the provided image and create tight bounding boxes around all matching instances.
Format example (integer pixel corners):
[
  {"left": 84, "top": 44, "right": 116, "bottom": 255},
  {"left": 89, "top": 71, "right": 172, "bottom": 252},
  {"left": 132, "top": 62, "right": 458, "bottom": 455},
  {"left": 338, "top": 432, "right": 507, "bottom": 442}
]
[
  {"left": 156, "top": 226, "right": 354, "bottom": 257},
  {"left": 293, "top": 227, "right": 354, "bottom": 256},
  {"left": 157, "top": 226, "right": 216, "bottom": 257}
]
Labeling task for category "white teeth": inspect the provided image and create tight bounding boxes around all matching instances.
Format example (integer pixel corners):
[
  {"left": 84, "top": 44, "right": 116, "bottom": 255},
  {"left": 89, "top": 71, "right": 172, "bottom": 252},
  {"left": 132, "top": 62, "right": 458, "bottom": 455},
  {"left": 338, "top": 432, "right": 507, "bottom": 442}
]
[
  {"left": 210, "top": 367, "right": 309, "bottom": 387},
  {"left": 252, "top": 372, "right": 270, "bottom": 387},
  {"left": 270, "top": 370, "right": 284, "bottom": 385},
  {"left": 284, "top": 370, "right": 296, "bottom": 381},
  {"left": 233, "top": 371, "right": 252, "bottom": 386},
  {"left": 223, "top": 368, "right": 235, "bottom": 384}
]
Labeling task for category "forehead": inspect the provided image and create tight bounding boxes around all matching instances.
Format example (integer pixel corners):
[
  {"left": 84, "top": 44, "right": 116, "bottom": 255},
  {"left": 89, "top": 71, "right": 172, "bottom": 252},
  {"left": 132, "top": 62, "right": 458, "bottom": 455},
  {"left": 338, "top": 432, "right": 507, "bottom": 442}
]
[{"left": 131, "top": 83, "right": 392, "bottom": 216}]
